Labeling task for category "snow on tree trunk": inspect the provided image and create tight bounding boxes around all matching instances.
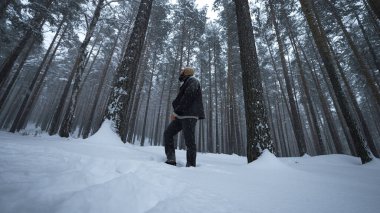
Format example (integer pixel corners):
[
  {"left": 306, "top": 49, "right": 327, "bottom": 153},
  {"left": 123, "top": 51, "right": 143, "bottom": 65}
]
[
  {"left": 82, "top": 31, "right": 121, "bottom": 139},
  {"left": 234, "top": 0, "right": 274, "bottom": 163},
  {"left": 58, "top": 0, "right": 105, "bottom": 137},
  {"left": 106, "top": 0, "right": 154, "bottom": 143}
]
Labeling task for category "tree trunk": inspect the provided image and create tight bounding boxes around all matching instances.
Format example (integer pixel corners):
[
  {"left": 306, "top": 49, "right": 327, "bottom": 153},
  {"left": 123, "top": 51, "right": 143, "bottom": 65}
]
[
  {"left": 9, "top": 20, "right": 66, "bottom": 132},
  {"left": 126, "top": 61, "right": 147, "bottom": 143},
  {"left": 299, "top": 0, "right": 373, "bottom": 164},
  {"left": 207, "top": 44, "right": 213, "bottom": 153},
  {"left": 49, "top": 27, "right": 104, "bottom": 136},
  {"left": 106, "top": 0, "right": 154, "bottom": 142},
  {"left": 324, "top": 0, "right": 380, "bottom": 108},
  {"left": 280, "top": 7, "right": 326, "bottom": 154},
  {"left": 264, "top": 90, "right": 278, "bottom": 154},
  {"left": 140, "top": 54, "right": 157, "bottom": 146},
  {"left": 153, "top": 74, "right": 167, "bottom": 146},
  {"left": 352, "top": 9, "right": 380, "bottom": 81},
  {"left": 298, "top": 57, "right": 325, "bottom": 154},
  {"left": 305, "top": 31, "right": 355, "bottom": 154},
  {"left": 275, "top": 100, "right": 288, "bottom": 156},
  {"left": 59, "top": 0, "right": 105, "bottom": 137},
  {"left": 0, "top": 0, "right": 53, "bottom": 87},
  {"left": 367, "top": 0, "right": 380, "bottom": 20},
  {"left": 234, "top": 0, "right": 274, "bottom": 162},
  {"left": 262, "top": 33, "right": 292, "bottom": 121},
  {"left": 164, "top": 41, "right": 182, "bottom": 131},
  {"left": 213, "top": 37, "right": 221, "bottom": 154},
  {"left": 0, "top": 38, "right": 35, "bottom": 111},
  {"left": 225, "top": 9, "right": 237, "bottom": 154},
  {"left": 199, "top": 61, "right": 205, "bottom": 152},
  {"left": 308, "top": 61, "right": 345, "bottom": 154},
  {"left": 0, "top": 0, "right": 12, "bottom": 20},
  {"left": 331, "top": 45, "right": 380, "bottom": 157},
  {"left": 362, "top": 0, "right": 380, "bottom": 36},
  {"left": 82, "top": 31, "right": 120, "bottom": 139},
  {"left": 269, "top": 0, "right": 307, "bottom": 156}
]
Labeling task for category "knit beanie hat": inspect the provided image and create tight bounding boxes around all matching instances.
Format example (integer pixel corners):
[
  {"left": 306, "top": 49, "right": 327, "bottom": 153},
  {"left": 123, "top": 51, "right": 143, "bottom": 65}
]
[{"left": 181, "top": 67, "right": 195, "bottom": 76}]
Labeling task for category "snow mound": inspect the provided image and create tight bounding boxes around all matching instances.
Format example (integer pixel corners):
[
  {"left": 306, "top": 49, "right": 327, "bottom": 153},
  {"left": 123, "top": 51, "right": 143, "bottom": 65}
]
[
  {"left": 1, "top": 131, "right": 380, "bottom": 213},
  {"left": 248, "top": 149, "right": 290, "bottom": 170},
  {"left": 85, "top": 120, "right": 122, "bottom": 146},
  {"left": 365, "top": 157, "right": 380, "bottom": 168},
  {"left": 302, "top": 154, "right": 361, "bottom": 165}
]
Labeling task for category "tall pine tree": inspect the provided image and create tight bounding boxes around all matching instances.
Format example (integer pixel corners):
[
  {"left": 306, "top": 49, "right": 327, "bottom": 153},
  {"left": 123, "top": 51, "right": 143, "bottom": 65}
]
[
  {"left": 106, "top": 0, "right": 154, "bottom": 142},
  {"left": 234, "top": 0, "right": 274, "bottom": 162},
  {"left": 299, "top": 0, "right": 373, "bottom": 164}
]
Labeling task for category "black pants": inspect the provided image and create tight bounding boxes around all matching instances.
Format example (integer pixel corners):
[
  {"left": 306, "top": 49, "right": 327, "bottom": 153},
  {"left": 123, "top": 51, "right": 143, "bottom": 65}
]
[{"left": 164, "top": 118, "right": 197, "bottom": 167}]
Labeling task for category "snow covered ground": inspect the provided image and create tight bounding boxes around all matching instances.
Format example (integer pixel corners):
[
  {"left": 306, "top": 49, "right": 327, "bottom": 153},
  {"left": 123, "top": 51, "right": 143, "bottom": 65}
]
[{"left": 1, "top": 122, "right": 380, "bottom": 213}]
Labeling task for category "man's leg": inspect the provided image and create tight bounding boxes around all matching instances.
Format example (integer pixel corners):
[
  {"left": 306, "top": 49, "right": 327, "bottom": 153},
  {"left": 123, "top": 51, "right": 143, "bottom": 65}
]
[
  {"left": 182, "top": 118, "right": 197, "bottom": 167},
  {"left": 164, "top": 119, "right": 182, "bottom": 163}
]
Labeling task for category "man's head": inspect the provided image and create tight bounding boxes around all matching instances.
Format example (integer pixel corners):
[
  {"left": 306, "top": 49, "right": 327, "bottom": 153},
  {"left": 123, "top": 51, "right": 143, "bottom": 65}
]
[{"left": 179, "top": 67, "right": 195, "bottom": 82}]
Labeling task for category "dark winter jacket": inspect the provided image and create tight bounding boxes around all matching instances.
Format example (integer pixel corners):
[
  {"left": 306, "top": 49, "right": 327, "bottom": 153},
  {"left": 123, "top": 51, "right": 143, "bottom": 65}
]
[{"left": 172, "top": 76, "right": 205, "bottom": 119}]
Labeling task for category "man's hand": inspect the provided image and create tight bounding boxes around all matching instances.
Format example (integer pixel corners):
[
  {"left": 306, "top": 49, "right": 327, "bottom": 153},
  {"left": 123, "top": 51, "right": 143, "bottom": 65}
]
[{"left": 170, "top": 114, "right": 176, "bottom": 121}]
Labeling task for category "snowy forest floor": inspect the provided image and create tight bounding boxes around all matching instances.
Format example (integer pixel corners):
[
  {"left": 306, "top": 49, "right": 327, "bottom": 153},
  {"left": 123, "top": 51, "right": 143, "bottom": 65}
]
[{"left": 1, "top": 122, "right": 380, "bottom": 213}]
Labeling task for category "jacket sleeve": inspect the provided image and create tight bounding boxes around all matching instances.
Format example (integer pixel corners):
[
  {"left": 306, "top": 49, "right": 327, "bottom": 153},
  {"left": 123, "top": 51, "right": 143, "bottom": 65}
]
[{"left": 174, "top": 78, "right": 199, "bottom": 115}]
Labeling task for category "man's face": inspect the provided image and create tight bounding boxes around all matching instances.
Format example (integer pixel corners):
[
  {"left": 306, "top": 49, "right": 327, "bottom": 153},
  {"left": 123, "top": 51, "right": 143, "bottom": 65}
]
[{"left": 179, "top": 70, "right": 186, "bottom": 82}]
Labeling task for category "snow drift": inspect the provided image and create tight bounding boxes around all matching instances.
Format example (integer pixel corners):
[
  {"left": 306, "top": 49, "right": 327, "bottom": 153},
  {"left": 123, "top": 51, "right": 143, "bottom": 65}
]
[{"left": 0, "top": 125, "right": 379, "bottom": 213}]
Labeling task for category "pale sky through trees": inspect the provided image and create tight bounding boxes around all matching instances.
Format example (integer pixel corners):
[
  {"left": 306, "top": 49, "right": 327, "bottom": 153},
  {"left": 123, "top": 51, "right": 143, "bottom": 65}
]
[
  {"left": 60, "top": 0, "right": 218, "bottom": 45},
  {"left": 194, "top": 0, "right": 218, "bottom": 20}
]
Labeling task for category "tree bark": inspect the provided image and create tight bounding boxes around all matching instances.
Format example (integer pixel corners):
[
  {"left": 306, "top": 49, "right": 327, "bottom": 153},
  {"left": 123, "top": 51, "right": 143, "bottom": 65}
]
[
  {"left": 106, "top": 0, "right": 154, "bottom": 142},
  {"left": 126, "top": 60, "right": 147, "bottom": 143},
  {"left": 299, "top": 0, "right": 373, "bottom": 164},
  {"left": 207, "top": 44, "right": 214, "bottom": 153},
  {"left": 9, "top": 19, "right": 66, "bottom": 132},
  {"left": 331, "top": 44, "right": 380, "bottom": 158},
  {"left": 367, "top": 0, "right": 380, "bottom": 20},
  {"left": 225, "top": 1, "right": 238, "bottom": 154},
  {"left": 269, "top": 0, "right": 307, "bottom": 156},
  {"left": 362, "top": 0, "right": 380, "bottom": 36},
  {"left": 306, "top": 31, "right": 355, "bottom": 154},
  {"left": 0, "top": 0, "right": 53, "bottom": 87},
  {"left": 59, "top": 0, "right": 105, "bottom": 137},
  {"left": 82, "top": 30, "right": 120, "bottom": 139},
  {"left": 0, "top": 0, "right": 12, "bottom": 20},
  {"left": 153, "top": 73, "right": 167, "bottom": 146},
  {"left": 140, "top": 53, "right": 157, "bottom": 146},
  {"left": 324, "top": 0, "right": 380, "bottom": 108},
  {"left": 234, "top": 0, "right": 274, "bottom": 162},
  {"left": 213, "top": 35, "right": 221, "bottom": 154},
  {"left": 304, "top": 53, "right": 345, "bottom": 155},
  {"left": 0, "top": 38, "right": 35, "bottom": 111},
  {"left": 352, "top": 9, "right": 380, "bottom": 81}
]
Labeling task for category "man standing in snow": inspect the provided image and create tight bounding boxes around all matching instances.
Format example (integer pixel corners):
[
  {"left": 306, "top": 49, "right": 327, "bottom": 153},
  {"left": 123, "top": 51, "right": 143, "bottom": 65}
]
[{"left": 164, "top": 67, "right": 205, "bottom": 167}]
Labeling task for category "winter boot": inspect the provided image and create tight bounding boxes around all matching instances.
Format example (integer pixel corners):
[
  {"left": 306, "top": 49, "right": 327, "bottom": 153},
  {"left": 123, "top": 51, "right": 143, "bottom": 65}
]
[
  {"left": 186, "top": 162, "right": 196, "bottom": 167},
  {"left": 165, "top": 159, "right": 176, "bottom": 166}
]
